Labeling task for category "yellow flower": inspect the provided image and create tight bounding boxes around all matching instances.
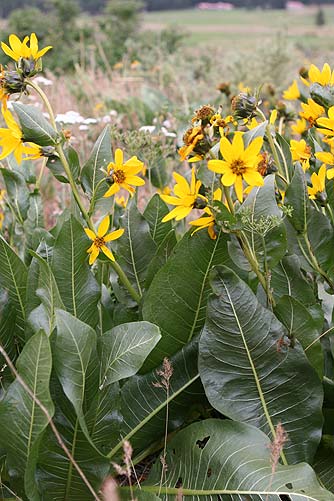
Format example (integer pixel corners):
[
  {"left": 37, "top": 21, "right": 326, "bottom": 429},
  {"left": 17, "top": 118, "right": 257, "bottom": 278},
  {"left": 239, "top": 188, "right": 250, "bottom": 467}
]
[
  {"left": 246, "top": 117, "right": 260, "bottom": 130},
  {"left": 179, "top": 126, "right": 204, "bottom": 161},
  {"left": 290, "top": 139, "right": 311, "bottom": 171},
  {"left": 84, "top": 216, "right": 124, "bottom": 265},
  {"left": 315, "top": 150, "right": 334, "bottom": 179},
  {"left": 300, "top": 99, "right": 324, "bottom": 127},
  {"left": 0, "top": 108, "right": 43, "bottom": 164},
  {"left": 190, "top": 188, "right": 222, "bottom": 240},
  {"left": 208, "top": 131, "right": 264, "bottom": 202},
  {"left": 1, "top": 33, "right": 52, "bottom": 62},
  {"left": 160, "top": 168, "right": 206, "bottom": 222},
  {"left": 316, "top": 106, "right": 334, "bottom": 137},
  {"left": 291, "top": 118, "right": 307, "bottom": 135},
  {"left": 115, "top": 195, "right": 128, "bottom": 208},
  {"left": 308, "top": 63, "right": 334, "bottom": 86},
  {"left": 103, "top": 148, "right": 145, "bottom": 197},
  {"left": 283, "top": 80, "right": 300, "bottom": 100},
  {"left": 308, "top": 165, "right": 327, "bottom": 200}
]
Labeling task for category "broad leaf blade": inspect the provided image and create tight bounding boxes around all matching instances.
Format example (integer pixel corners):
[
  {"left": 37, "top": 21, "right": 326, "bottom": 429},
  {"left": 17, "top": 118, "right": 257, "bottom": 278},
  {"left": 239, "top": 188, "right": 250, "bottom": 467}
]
[
  {"left": 0, "top": 331, "right": 54, "bottom": 494},
  {"left": 51, "top": 216, "right": 100, "bottom": 327},
  {"left": 100, "top": 321, "right": 161, "bottom": 388},
  {"left": 81, "top": 125, "right": 111, "bottom": 195},
  {"left": 116, "top": 338, "right": 204, "bottom": 457},
  {"left": 142, "top": 230, "right": 229, "bottom": 370},
  {"left": 0, "top": 236, "right": 27, "bottom": 341},
  {"left": 142, "top": 419, "right": 334, "bottom": 500},
  {"left": 117, "top": 200, "right": 157, "bottom": 298},
  {"left": 12, "top": 102, "right": 59, "bottom": 146},
  {"left": 143, "top": 194, "right": 172, "bottom": 246},
  {"left": 54, "top": 309, "right": 96, "bottom": 418},
  {"left": 199, "top": 266, "right": 323, "bottom": 463},
  {"left": 285, "top": 163, "right": 309, "bottom": 233}
]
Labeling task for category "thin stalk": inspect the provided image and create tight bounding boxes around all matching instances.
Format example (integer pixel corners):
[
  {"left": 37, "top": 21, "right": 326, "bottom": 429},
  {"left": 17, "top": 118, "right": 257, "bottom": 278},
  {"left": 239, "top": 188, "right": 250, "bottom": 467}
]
[
  {"left": 111, "top": 260, "right": 141, "bottom": 303},
  {"left": 36, "top": 157, "right": 47, "bottom": 190},
  {"left": 223, "top": 187, "right": 275, "bottom": 306},
  {"left": 88, "top": 177, "right": 108, "bottom": 217},
  {"left": 305, "top": 325, "right": 334, "bottom": 351}
]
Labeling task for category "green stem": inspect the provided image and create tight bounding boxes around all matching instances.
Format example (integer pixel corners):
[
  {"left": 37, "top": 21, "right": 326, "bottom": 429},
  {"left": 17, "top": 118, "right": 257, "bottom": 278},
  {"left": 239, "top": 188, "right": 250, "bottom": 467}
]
[
  {"left": 111, "top": 260, "right": 141, "bottom": 303},
  {"left": 36, "top": 157, "right": 47, "bottom": 190},
  {"left": 223, "top": 187, "right": 275, "bottom": 306},
  {"left": 28, "top": 79, "right": 141, "bottom": 304},
  {"left": 238, "top": 232, "right": 276, "bottom": 307}
]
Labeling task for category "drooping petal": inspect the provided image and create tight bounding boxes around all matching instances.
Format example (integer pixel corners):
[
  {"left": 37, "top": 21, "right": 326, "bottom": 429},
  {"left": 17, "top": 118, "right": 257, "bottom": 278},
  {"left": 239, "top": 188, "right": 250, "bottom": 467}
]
[
  {"left": 88, "top": 246, "right": 99, "bottom": 265},
  {"left": 234, "top": 175, "right": 244, "bottom": 202},
  {"left": 243, "top": 169, "right": 264, "bottom": 186},
  {"left": 315, "top": 152, "right": 334, "bottom": 165},
  {"left": 221, "top": 171, "right": 236, "bottom": 186},
  {"left": 104, "top": 228, "right": 125, "bottom": 242},
  {"left": 98, "top": 215, "right": 110, "bottom": 237},
  {"left": 1, "top": 42, "right": 18, "bottom": 61},
  {"left": 208, "top": 159, "right": 229, "bottom": 174},
  {"left": 84, "top": 228, "right": 96, "bottom": 241},
  {"left": 101, "top": 245, "right": 115, "bottom": 262},
  {"left": 162, "top": 205, "right": 191, "bottom": 222},
  {"left": 103, "top": 183, "right": 120, "bottom": 197},
  {"left": 125, "top": 175, "right": 145, "bottom": 186}
]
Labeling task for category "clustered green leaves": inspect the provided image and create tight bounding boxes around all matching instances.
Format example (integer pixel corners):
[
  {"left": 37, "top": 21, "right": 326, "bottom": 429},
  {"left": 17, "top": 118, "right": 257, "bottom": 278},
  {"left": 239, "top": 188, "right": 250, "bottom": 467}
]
[{"left": 1, "top": 46, "right": 334, "bottom": 501}]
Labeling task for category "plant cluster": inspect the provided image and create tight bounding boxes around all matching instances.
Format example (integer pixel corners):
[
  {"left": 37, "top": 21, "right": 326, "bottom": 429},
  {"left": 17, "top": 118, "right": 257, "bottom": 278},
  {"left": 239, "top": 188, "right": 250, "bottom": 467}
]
[{"left": 0, "top": 32, "right": 334, "bottom": 501}]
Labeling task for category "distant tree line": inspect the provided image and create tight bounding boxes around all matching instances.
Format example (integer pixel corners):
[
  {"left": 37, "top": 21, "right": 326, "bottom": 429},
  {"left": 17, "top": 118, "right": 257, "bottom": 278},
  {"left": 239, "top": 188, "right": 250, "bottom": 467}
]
[{"left": 0, "top": 0, "right": 331, "bottom": 17}]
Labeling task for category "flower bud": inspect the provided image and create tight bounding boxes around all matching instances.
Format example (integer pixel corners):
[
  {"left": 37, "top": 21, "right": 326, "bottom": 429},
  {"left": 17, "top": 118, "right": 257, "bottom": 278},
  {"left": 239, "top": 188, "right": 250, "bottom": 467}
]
[{"left": 231, "top": 92, "right": 257, "bottom": 119}]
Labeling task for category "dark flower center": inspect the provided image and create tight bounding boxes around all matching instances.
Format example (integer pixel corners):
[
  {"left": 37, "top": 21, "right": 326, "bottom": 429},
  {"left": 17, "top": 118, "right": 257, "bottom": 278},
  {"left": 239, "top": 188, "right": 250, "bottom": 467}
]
[
  {"left": 113, "top": 169, "right": 126, "bottom": 184},
  {"left": 94, "top": 236, "right": 105, "bottom": 248},
  {"left": 231, "top": 159, "right": 246, "bottom": 174}
]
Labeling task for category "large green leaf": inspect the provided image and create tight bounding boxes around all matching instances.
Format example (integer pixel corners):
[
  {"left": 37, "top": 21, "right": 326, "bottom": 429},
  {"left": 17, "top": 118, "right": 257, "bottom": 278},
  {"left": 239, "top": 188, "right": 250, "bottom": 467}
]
[
  {"left": 54, "top": 310, "right": 96, "bottom": 423},
  {"left": 117, "top": 200, "right": 157, "bottom": 298},
  {"left": 271, "top": 254, "right": 316, "bottom": 305},
  {"left": 313, "top": 436, "right": 334, "bottom": 493},
  {"left": 0, "top": 167, "right": 30, "bottom": 222},
  {"left": 0, "top": 236, "right": 27, "bottom": 341},
  {"left": 27, "top": 252, "right": 64, "bottom": 336},
  {"left": 142, "top": 230, "right": 229, "bottom": 370},
  {"left": 36, "top": 381, "right": 110, "bottom": 500},
  {"left": 275, "top": 295, "right": 324, "bottom": 378},
  {"left": 113, "top": 338, "right": 205, "bottom": 458},
  {"left": 143, "top": 194, "right": 172, "bottom": 246},
  {"left": 0, "top": 290, "right": 17, "bottom": 369},
  {"left": 285, "top": 163, "right": 309, "bottom": 234},
  {"left": 81, "top": 125, "right": 111, "bottom": 196},
  {"left": 306, "top": 206, "right": 334, "bottom": 275},
  {"left": 99, "top": 321, "right": 161, "bottom": 388},
  {"left": 0, "top": 330, "right": 54, "bottom": 497},
  {"left": 199, "top": 266, "right": 323, "bottom": 463},
  {"left": 12, "top": 102, "right": 59, "bottom": 146},
  {"left": 140, "top": 419, "right": 334, "bottom": 500},
  {"left": 51, "top": 216, "right": 100, "bottom": 327}
]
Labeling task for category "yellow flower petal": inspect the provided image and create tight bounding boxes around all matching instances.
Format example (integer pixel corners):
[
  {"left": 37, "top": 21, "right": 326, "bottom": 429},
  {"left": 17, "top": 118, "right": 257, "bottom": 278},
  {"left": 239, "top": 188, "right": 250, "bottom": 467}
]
[
  {"left": 84, "top": 228, "right": 96, "bottom": 241},
  {"left": 101, "top": 245, "right": 115, "bottom": 262},
  {"left": 98, "top": 216, "right": 110, "bottom": 237},
  {"left": 88, "top": 246, "right": 99, "bottom": 265},
  {"left": 234, "top": 176, "right": 244, "bottom": 202},
  {"left": 114, "top": 148, "right": 123, "bottom": 166},
  {"left": 104, "top": 228, "right": 125, "bottom": 242}
]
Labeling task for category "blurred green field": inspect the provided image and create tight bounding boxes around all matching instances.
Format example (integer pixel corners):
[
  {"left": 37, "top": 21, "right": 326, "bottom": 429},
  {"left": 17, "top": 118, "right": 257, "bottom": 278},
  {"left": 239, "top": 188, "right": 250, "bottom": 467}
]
[{"left": 144, "top": 6, "right": 334, "bottom": 52}]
